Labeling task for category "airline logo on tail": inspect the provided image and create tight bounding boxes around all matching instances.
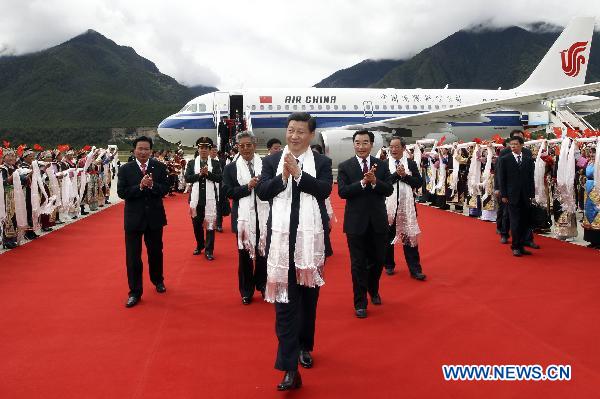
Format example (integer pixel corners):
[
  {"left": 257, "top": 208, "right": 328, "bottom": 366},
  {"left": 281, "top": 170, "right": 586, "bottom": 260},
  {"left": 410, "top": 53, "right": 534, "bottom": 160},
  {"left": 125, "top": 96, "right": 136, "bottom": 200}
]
[{"left": 561, "top": 41, "right": 588, "bottom": 77}]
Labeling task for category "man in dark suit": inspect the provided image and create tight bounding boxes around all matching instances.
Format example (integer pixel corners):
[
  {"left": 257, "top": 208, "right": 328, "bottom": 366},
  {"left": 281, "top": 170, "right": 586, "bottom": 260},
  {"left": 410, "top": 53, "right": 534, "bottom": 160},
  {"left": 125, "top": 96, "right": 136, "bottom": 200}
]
[
  {"left": 338, "top": 130, "right": 393, "bottom": 319},
  {"left": 496, "top": 130, "right": 539, "bottom": 249},
  {"left": 256, "top": 112, "right": 332, "bottom": 391},
  {"left": 117, "top": 136, "right": 169, "bottom": 308},
  {"left": 184, "top": 137, "right": 222, "bottom": 260},
  {"left": 384, "top": 136, "right": 426, "bottom": 280},
  {"left": 222, "top": 131, "right": 267, "bottom": 305},
  {"left": 499, "top": 135, "right": 536, "bottom": 257}
]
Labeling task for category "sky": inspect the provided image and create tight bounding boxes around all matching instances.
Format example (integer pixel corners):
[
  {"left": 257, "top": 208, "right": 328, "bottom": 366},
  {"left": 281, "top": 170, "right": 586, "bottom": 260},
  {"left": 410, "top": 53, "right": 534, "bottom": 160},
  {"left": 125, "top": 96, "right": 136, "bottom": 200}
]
[{"left": 1, "top": 0, "right": 599, "bottom": 90}]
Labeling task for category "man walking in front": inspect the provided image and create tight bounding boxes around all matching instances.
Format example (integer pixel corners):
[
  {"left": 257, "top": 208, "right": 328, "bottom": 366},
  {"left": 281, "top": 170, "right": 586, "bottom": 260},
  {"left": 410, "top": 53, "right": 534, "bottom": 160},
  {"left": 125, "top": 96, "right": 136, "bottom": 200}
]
[
  {"left": 117, "top": 136, "right": 169, "bottom": 308},
  {"left": 256, "top": 112, "right": 332, "bottom": 391}
]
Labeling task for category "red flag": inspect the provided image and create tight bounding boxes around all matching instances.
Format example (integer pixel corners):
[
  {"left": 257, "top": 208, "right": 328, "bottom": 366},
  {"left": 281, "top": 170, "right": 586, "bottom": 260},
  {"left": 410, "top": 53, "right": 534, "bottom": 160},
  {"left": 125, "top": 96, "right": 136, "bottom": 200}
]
[
  {"left": 259, "top": 96, "right": 272, "bottom": 104},
  {"left": 33, "top": 143, "right": 44, "bottom": 151},
  {"left": 491, "top": 134, "right": 503, "bottom": 144},
  {"left": 2, "top": 140, "right": 9, "bottom": 148},
  {"left": 523, "top": 130, "right": 531, "bottom": 140},
  {"left": 16, "top": 144, "right": 25, "bottom": 157},
  {"left": 438, "top": 135, "right": 446, "bottom": 146},
  {"left": 566, "top": 128, "right": 579, "bottom": 139},
  {"left": 0, "top": 148, "right": 3, "bottom": 158},
  {"left": 473, "top": 137, "right": 482, "bottom": 144},
  {"left": 82, "top": 145, "right": 92, "bottom": 152},
  {"left": 553, "top": 127, "right": 563, "bottom": 138},
  {"left": 57, "top": 144, "right": 70, "bottom": 153}
]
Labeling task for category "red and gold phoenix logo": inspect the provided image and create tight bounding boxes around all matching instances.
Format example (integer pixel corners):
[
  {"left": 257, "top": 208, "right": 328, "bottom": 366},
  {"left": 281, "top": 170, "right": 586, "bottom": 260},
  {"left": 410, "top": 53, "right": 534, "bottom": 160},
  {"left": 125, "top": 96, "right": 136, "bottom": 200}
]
[{"left": 561, "top": 41, "right": 588, "bottom": 77}]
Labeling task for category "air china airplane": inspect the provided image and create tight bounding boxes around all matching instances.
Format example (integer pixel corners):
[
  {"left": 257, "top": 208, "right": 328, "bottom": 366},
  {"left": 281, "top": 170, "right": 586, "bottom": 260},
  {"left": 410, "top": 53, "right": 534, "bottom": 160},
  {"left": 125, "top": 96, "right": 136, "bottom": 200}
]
[{"left": 158, "top": 17, "right": 600, "bottom": 165}]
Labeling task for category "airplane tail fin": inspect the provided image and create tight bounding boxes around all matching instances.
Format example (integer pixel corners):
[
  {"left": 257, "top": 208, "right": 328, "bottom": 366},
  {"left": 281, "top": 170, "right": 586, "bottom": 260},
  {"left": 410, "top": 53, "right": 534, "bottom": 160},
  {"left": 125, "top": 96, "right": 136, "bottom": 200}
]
[{"left": 517, "top": 17, "right": 595, "bottom": 91}]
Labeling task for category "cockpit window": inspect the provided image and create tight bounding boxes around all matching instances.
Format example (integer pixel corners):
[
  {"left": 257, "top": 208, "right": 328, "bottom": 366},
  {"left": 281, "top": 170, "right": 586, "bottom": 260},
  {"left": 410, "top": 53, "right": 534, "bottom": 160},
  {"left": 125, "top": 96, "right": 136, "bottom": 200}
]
[
  {"left": 198, "top": 104, "right": 206, "bottom": 112},
  {"left": 189, "top": 104, "right": 198, "bottom": 113}
]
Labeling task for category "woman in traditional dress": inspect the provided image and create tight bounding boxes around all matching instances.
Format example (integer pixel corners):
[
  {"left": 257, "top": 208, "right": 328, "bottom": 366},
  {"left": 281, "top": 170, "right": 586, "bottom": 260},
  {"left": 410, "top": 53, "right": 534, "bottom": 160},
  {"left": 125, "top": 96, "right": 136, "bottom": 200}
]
[{"left": 582, "top": 144, "right": 600, "bottom": 249}]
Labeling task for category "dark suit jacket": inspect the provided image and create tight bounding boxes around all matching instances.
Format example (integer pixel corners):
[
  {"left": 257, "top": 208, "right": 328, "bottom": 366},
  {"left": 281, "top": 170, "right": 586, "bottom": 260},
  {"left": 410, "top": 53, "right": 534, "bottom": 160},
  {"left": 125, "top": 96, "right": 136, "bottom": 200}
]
[
  {"left": 496, "top": 146, "right": 533, "bottom": 191},
  {"left": 256, "top": 151, "right": 333, "bottom": 258},
  {"left": 388, "top": 158, "right": 423, "bottom": 189},
  {"left": 184, "top": 158, "right": 222, "bottom": 209},
  {"left": 117, "top": 158, "right": 169, "bottom": 232},
  {"left": 499, "top": 152, "right": 535, "bottom": 204},
  {"left": 222, "top": 158, "right": 256, "bottom": 234},
  {"left": 338, "top": 156, "right": 393, "bottom": 235}
]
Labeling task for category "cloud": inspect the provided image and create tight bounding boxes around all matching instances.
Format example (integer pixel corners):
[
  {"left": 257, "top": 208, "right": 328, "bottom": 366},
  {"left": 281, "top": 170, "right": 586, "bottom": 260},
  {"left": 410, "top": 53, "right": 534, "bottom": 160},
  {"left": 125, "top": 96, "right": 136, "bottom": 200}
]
[{"left": 1, "top": 0, "right": 599, "bottom": 89}]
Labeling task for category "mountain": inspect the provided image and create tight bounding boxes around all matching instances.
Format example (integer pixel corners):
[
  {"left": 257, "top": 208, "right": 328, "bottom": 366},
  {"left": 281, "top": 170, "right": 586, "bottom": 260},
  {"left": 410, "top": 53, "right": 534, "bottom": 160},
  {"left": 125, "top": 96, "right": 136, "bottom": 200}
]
[
  {"left": 314, "top": 59, "right": 404, "bottom": 88},
  {"left": 0, "top": 30, "right": 217, "bottom": 129},
  {"left": 316, "top": 26, "right": 600, "bottom": 90}
]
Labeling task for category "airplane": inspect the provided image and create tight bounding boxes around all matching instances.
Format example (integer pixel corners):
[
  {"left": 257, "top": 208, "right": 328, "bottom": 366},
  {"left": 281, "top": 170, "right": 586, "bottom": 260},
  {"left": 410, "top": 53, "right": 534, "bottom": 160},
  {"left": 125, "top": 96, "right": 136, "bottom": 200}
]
[{"left": 157, "top": 17, "right": 600, "bottom": 166}]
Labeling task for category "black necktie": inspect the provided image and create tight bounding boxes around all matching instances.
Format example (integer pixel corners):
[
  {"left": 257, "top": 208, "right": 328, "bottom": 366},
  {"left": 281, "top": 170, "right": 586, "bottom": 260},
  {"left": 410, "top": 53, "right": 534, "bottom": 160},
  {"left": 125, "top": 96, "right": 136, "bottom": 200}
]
[
  {"left": 517, "top": 155, "right": 522, "bottom": 166},
  {"left": 362, "top": 158, "right": 369, "bottom": 174},
  {"left": 247, "top": 160, "right": 255, "bottom": 177}
]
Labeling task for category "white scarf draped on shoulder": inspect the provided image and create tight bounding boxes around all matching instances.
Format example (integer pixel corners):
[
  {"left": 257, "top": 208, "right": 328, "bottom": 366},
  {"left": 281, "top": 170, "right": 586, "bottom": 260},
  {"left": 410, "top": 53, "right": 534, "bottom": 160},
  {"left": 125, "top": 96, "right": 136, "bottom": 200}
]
[
  {"left": 265, "top": 146, "right": 325, "bottom": 303},
  {"left": 385, "top": 156, "right": 420, "bottom": 247},
  {"left": 190, "top": 156, "right": 217, "bottom": 229},
  {"left": 236, "top": 153, "right": 270, "bottom": 258}
]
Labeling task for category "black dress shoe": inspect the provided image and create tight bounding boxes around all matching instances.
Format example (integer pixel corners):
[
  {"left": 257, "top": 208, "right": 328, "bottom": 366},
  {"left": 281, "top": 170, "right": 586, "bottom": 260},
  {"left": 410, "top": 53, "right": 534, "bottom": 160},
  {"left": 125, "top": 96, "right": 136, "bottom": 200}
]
[
  {"left": 385, "top": 267, "right": 395, "bottom": 276},
  {"left": 500, "top": 235, "right": 509, "bottom": 244},
  {"left": 523, "top": 241, "right": 540, "bottom": 249},
  {"left": 125, "top": 296, "right": 140, "bottom": 308},
  {"left": 25, "top": 231, "right": 39, "bottom": 240},
  {"left": 80, "top": 211, "right": 89, "bottom": 216},
  {"left": 411, "top": 272, "right": 427, "bottom": 281},
  {"left": 205, "top": 252, "right": 214, "bottom": 261},
  {"left": 42, "top": 227, "right": 53, "bottom": 232},
  {"left": 520, "top": 248, "right": 533, "bottom": 256},
  {"left": 512, "top": 249, "right": 522, "bottom": 257},
  {"left": 3, "top": 241, "right": 18, "bottom": 249},
  {"left": 55, "top": 220, "right": 64, "bottom": 225},
  {"left": 156, "top": 283, "right": 166, "bottom": 293},
  {"left": 193, "top": 248, "right": 202, "bottom": 256},
  {"left": 371, "top": 294, "right": 382, "bottom": 305},
  {"left": 299, "top": 350, "right": 313, "bottom": 369},
  {"left": 277, "top": 370, "right": 302, "bottom": 391},
  {"left": 242, "top": 297, "right": 251, "bottom": 305},
  {"left": 355, "top": 309, "right": 367, "bottom": 318}
]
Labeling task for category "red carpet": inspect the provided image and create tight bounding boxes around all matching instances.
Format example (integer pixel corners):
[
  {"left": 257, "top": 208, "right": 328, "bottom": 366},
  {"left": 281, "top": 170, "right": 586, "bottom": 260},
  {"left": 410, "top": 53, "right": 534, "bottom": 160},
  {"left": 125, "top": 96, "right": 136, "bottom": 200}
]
[{"left": 1, "top": 192, "right": 600, "bottom": 398}]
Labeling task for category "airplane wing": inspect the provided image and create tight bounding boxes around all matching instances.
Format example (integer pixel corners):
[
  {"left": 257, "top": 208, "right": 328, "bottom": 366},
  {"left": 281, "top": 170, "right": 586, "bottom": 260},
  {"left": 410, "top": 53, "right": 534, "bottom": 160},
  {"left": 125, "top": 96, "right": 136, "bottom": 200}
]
[{"left": 338, "top": 82, "right": 600, "bottom": 131}]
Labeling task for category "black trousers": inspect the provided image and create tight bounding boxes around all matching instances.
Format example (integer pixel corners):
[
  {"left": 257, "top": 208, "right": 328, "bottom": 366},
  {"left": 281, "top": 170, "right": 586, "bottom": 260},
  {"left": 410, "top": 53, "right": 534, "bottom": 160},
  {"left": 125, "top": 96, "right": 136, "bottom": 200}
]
[
  {"left": 192, "top": 208, "right": 215, "bottom": 253},
  {"left": 384, "top": 224, "right": 423, "bottom": 276},
  {"left": 346, "top": 222, "right": 387, "bottom": 310},
  {"left": 508, "top": 201, "right": 530, "bottom": 250},
  {"left": 497, "top": 201, "right": 510, "bottom": 236},
  {"left": 238, "top": 249, "right": 267, "bottom": 298},
  {"left": 125, "top": 226, "right": 164, "bottom": 297},
  {"left": 274, "top": 262, "right": 320, "bottom": 371}
]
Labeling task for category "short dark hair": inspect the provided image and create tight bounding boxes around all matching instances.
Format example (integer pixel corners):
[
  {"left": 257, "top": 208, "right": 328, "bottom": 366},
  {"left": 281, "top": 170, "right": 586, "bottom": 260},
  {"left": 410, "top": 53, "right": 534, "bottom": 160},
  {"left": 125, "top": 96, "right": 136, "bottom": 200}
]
[
  {"left": 389, "top": 136, "right": 406, "bottom": 147},
  {"left": 509, "top": 130, "right": 524, "bottom": 138},
  {"left": 133, "top": 136, "right": 153, "bottom": 149},
  {"left": 287, "top": 112, "right": 316, "bottom": 132},
  {"left": 266, "top": 138, "right": 282, "bottom": 149},
  {"left": 509, "top": 135, "right": 524, "bottom": 144},
  {"left": 353, "top": 129, "right": 374, "bottom": 143}
]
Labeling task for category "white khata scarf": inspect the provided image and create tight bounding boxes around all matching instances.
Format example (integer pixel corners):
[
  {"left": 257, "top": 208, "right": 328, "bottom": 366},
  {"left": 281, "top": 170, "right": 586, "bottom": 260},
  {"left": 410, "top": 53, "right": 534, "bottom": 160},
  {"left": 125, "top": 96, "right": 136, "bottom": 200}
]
[
  {"left": 534, "top": 140, "right": 548, "bottom": 207},
  {"left": 190, "top": 156, "right": 217, "bottom": 229},
  {"left": 467, "top": 144, "right": 482, "bottom": 196},
  {"left": 0, "top": 169, "right": 5, "bottom": 225},
  {"left": 12, "top": 169, "right": 29, "bottom": 231},
  {"left": 479, "top": 147, "right": 494, "bottom": 202},
  {"left": 556, "top": 137, "right": 577, "bottom": 213},
  {"left": 265, "top": 146, "right": 325, "bottom": 303},
  {"left": 385, "top": 156, "right": 420, "bottom": 247},
  {"left": 449, "top": 146, "right": 461, "bottom": 195},
  {"left": 236, "top": 153, "right": 270, "bottom": 258}
]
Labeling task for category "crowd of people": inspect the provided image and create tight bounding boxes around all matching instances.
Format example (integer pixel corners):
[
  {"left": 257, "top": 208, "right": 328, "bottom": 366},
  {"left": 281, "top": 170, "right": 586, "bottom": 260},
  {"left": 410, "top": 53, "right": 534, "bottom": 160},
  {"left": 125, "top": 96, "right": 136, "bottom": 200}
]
[
  {"left": 375, "top": 130, "right": 600, "bottom": 252},
  {"left": 1, "top": 143, "right": 118, "bottom": 249}
]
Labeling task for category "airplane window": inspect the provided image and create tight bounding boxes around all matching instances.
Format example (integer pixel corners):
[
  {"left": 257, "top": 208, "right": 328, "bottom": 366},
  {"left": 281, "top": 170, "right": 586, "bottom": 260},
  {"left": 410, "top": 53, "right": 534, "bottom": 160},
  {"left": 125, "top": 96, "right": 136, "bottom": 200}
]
[
  {"left": 390, "top": 105, "right": 394, "bottom": 110},
  {"left": 420, "top": 105, "right": 425, "bottom": 110},
  {"left": 382, "top": 105, "right": 387, "bottom": 110},
  {"left": 318, "top": 105, "right": 323, "bottom": 110},
  {"left": 365, "top": 105, "right": 371, "bottom": 110},
  {"left": 428, "top": 105, "right": 432, "bottom": 110},
  {"left": 198, "top": 104, "right": 206, "bottom": 112},
  {"left": 309, "top": 104, "right": 315, "bottom": 110},
  {"left": 342, "top": 105, "right": 347, "bottom": 110},
  {"left": 374, "top": 105, "right": 379, "bottom": 110},
  {"left": 268, "top": 105, "right": 273, "bottom": 110},
  {"left": 293, "top": 105, "right": 298, "bottom": 110},
  {"left": 334, "top": 105, "right": 339, "bottom": 110},
  {"left": 442, "top": 105, "right": 447, "bottom": 109},
  {"left": 435, "top": 105, "right": 439, "bottom": 110},
  {"left": 260, "top": 105, "right": 264, "bottom": 110},
  {"left": 413, "top": 105, "right": 417, "bottom": 110},
  {"left": 285, "top": 105, "right": 290, "bottom": 110},
  {"left": 326, "top": 105, "right": 330, "bottom": 110},
  {"left": 301, "top": 105, "right": 306, "bottom": 110},
  {"left": 190, "top": 104, "right": 198, "bottom": 112},
  {"left": 277, "top": 105, "right": 281, "bottom": 110},
  {"left": 449, "top": 105, "right": 454, "bottom": 108},
  {"left": 252, "top": 105, "right": 256, "bottom": 110},
  {"left": 353, "top": 105, "right": 358, "bottom": 110}
]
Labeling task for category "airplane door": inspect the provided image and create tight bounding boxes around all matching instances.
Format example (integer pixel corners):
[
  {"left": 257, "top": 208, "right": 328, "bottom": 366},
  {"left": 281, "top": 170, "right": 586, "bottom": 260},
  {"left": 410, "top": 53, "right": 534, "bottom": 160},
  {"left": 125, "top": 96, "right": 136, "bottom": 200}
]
[
  {"left": 213, "top": 92, "right": 230, "bottom": 124},
  {"left": 363, "top": 101, "right": 373, "bottom": 118}
]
